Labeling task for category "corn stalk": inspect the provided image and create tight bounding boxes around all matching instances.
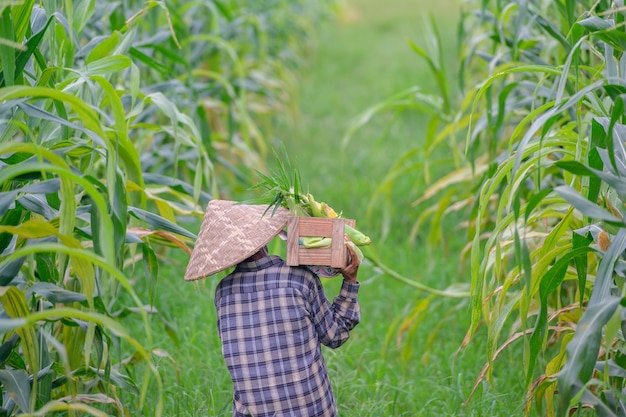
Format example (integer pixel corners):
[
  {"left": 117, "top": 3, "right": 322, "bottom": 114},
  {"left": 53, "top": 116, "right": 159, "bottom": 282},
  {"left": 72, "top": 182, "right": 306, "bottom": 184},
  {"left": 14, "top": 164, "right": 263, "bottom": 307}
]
[
  {"left": 341, "top": 0, "right": 626, "bottom": 414},
  {"left": 0, "top": 0, "right": 333, "bottom": 415}
]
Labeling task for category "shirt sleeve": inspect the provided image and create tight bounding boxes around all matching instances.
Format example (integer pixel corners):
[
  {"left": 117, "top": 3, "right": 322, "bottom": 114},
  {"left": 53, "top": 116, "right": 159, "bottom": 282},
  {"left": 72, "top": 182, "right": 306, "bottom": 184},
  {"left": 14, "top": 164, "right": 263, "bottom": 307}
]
[{"left": 309, "top": 278, "right": 361, "bottom": 349}]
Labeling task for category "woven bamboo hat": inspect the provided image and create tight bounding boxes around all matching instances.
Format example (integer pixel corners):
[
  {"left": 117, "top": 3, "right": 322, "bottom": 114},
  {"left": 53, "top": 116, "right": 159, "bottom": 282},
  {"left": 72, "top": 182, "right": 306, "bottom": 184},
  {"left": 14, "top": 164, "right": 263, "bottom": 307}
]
[{"left": 184, "top": 200, "right": 290, "bottom": 281}]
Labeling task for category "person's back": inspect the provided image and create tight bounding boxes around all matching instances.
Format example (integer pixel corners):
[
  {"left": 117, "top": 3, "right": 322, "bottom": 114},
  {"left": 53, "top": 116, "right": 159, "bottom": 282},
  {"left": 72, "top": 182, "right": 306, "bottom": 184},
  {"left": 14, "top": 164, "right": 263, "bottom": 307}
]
[
  {"left": 183, "top": 200, "right": 361, "bottom": 417},
  {"left": 215, "top": 254, "right": 360, "bottom": 417}
]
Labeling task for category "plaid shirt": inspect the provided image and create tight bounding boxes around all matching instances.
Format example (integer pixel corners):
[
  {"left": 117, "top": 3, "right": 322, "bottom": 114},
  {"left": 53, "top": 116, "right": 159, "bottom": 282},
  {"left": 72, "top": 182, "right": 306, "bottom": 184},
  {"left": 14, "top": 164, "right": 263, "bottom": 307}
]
[{"left": 215, "top": 255, "right": 361, "bottom": 417}]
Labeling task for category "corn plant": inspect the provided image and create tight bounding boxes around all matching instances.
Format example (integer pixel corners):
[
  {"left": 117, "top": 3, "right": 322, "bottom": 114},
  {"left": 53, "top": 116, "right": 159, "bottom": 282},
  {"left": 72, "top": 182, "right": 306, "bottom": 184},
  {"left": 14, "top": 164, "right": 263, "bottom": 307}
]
[
  {"left": 343, "top": 0, "right": 626, "bottom": 415},
  {"left": 452, "top": 1, "right": 626, "bottom": 415},
  {"left": 0, "top": 0, "right": 332, "bottom": 415}
]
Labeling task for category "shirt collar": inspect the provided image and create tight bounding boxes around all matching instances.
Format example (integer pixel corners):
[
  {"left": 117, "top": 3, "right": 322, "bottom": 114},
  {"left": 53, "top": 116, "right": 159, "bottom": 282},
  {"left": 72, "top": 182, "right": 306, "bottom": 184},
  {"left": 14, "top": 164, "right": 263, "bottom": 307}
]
[{"left": 235, "top": 255, "right": 282, "bottom": 272}]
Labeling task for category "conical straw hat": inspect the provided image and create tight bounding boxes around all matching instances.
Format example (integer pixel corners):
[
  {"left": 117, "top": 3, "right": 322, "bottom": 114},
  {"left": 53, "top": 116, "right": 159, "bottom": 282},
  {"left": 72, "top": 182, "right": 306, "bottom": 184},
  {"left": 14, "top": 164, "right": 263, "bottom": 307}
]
[{"left": 184, "top": 200, "right": 290, "bottom": 281}]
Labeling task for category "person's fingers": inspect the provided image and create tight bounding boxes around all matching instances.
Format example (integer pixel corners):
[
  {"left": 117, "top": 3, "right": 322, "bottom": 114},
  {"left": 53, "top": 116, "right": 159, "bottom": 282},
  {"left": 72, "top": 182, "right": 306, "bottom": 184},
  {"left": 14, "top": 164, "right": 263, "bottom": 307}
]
[
  {"left": 342, "top": 245, "right": 359, "bottom": 280},
  {"left": 347, "top": 245, "right": 360, "bottom": 266}
]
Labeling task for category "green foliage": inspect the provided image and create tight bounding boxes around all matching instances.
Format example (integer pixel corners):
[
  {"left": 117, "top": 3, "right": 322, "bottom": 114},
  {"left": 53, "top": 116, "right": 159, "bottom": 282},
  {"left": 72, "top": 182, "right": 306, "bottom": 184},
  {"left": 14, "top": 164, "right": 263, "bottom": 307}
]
[
  {"left": 343, "top": 0, "right": 626, "bottom": 415},
  {"left": 0, "top": 0, "right": 332, "bottom": 415}
]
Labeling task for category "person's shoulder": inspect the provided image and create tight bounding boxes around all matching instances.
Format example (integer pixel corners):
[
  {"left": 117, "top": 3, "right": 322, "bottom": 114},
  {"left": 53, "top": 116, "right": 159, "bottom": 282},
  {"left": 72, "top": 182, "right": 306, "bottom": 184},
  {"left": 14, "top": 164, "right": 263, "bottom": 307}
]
[
  {"left": 275, "top": 262, "right": 319, "bottom": 286},
  {"left": 274, "top": 259, "right": 315, "bottom": 275},
  {"left": 258, "top": 256, "right": 318, "bottom": 291},
  {"left": 214, "top": 271, "right": 237, "bottom": 295}
]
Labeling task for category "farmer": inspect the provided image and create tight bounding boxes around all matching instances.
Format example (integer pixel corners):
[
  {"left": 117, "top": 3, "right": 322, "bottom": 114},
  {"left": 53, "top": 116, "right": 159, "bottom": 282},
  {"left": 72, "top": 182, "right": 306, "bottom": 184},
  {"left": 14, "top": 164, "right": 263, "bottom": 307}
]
[{"left": 184, "top": 199, "right": 361, "bottom": 417}]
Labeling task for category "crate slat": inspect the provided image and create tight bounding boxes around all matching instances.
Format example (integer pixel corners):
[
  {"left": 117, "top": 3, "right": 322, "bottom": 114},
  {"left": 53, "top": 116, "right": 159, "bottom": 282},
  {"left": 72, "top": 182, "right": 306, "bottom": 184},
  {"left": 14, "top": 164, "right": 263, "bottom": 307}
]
[{"left": 297, "top": 248, "right": 333, "bottom": 265}]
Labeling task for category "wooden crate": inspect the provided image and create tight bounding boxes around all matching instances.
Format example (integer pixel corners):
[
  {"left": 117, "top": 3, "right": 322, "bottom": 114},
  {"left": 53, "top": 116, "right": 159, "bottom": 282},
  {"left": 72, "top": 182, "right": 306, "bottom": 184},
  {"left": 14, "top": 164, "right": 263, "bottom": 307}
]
[{"left": 286, "top": 216, "right": 356, "bottom": 268}]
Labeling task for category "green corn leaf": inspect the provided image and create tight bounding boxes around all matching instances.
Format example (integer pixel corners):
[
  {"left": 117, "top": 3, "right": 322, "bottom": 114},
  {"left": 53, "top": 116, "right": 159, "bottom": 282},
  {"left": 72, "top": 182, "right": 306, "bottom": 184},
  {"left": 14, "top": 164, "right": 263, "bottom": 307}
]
[
  {"left": 17, "top": 195, "right": 59, "bottom": 220},
  {"left": 541, "top": 208, "right": 574, "bottom": 257},
  {"left": 0, "top": 86, "right": 107, "bottom": 148},
  {"left": 0, "top": 143, "right": 114, "bottom": 268},
  {"left": 130, "top": 62, "right": 140, "bottom": 104},
  {"left": 605, "top": 96, "right": 626, "bottom": 175},
  {"left": 577, "top": 16, "right": 626, "bottom": 52},
  {"left": 535, "top": 14, "right": 571, "bottom": 52},
  {"left": 34, "top": 253, "right": 59, "bottom": 283},
  {"left": 594, "top": 359, "right": 626, "bottom": 378},
  {"left": 0, "top": 219, "right": 58, "bottom": 239},
  {"left": 0, "top": 369, "right": 30, "bottom": 413},
  {"left": 604, "top": 84, "right": 626, "bottom": 101},
  {"left": 486, "top": 292, "right": 521, "bottom": 380},
  {"left": 0, "top": 318, "right": 27, "bottom": 333},
  {"left": 0, "top": 243, "right": 163, "bottom": 413},
  {"left": 84, "top": 55, "right": 131, "bottom": 76},
  {"left": 0, "top": 286, "right": 39, "bottom": 382},
  {"left": 27, "top": 282, "right": 87, "bottom": 304},
  {"left": 557, "top": 296, "right": 622, "bottom": 415},
  {"left": 513, "top": 80, "right": 605, "bottom": 175},
  {"left": 0, "top": 333, "right": 19, "bottom": 366},
  {"left": 129, "top": 47, "right": 172, "bottom": 76},
  {"left": 469, "top": 210, "right": 483, "bottom": 340},
  {"left": 96, "top": 366, "right": 139, "bottom": 396},
  {"left": 528, "top": 246, "right": 595, "bottom": 386},
  {"left": 0, "top": 13, "right": 54, "bottom": 87},
  {"left": 555, "top": 36, "right": 587, "bottom": 104},
  {"left": 524, "top": 188, "right": 552, "bottom": 222},
  {"left": 588, "top": 121, "right": 605, "bottom": 204},
  {"left": 72, "top": 0, "right": 95, "bottom": 34},
  {"left": 112, "top": 170, "right": 128, "bottom": 264},
  {"left": 605, "top": 44, "right": 618, "bottom": 79},
  {"left": 572, "top": 231, "right": 593, "bottom": 308},
  {"left": 143, "top": 173, "right": 211, "bottom": 202},
  {"left": 553, "top": 160, "right": 596, "bottom": 176},
  {"left": 10, "top": 0, "right": 35, "bottom": 45},
  {"left": 407, "top": 35, "right": 449, "bottom": 114},
  {"left": 77, "top": 35, "right": 109, "bottom": 61},
  {"left": 16, "top": 103, "right": 102, "bottom": 144},
  {"left": 0, "top": 7, "right": 16, "bottom": 86},
  {"left": 590, "top": 228, "right": 626, "bottom": 307},
  {"left": 0, "top": 258, "right": 24, "bottom": 286},
  {"left": 555, "top": 185, "right": 623, "bottom": 225},
  {"left": 142, "top": 243, "right": 158, "bottom": 307},
  {"left": 15, "top": 399, "right": 111, "bottom": 416},
  {"left": 93, "top": 76, "right": 144, "bottom": 189},
  {"left": 128, "top": 207, "right": 196, "bottom": 239}
]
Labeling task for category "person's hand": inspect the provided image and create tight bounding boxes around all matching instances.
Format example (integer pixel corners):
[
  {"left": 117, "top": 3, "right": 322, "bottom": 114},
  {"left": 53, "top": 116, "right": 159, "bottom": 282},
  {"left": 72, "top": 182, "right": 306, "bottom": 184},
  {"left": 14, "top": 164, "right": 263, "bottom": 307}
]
[{"left": 340, "top": 243, "right": 360, "bottom": 283}]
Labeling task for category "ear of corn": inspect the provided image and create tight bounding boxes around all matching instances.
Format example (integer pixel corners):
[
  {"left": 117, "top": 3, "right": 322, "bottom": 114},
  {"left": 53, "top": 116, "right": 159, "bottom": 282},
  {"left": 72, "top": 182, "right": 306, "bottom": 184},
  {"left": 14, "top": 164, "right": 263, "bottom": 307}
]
[
  {"left": 346, "top": 241, "right": 364, "bottom": 263},
  {"left": 301, "top": 236, "right": 333, "bottom": 248},
  {"left": 344, "top": 224, "right": 371, "bottom": 246},
  {"left": 301, "top": 193, "right": 371, "bottom": 245},
  {"left": 322, "top": 202, "right": 339, "bottom": 218},
  {"left": 301, "top": 238, "right": 364, "bottom": 264},
  {"left": 250, "top": 157, "right": 372, "bottom": 248},
  {"left": 299, "top": 222, "right": 371, "bottom": 247}
]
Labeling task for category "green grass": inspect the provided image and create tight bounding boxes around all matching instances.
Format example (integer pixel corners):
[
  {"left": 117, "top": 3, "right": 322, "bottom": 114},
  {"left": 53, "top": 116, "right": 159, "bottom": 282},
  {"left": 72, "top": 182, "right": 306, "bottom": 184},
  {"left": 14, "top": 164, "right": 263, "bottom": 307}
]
[{"left": 123, "top": 0, "right": 535, "bottom": 415}]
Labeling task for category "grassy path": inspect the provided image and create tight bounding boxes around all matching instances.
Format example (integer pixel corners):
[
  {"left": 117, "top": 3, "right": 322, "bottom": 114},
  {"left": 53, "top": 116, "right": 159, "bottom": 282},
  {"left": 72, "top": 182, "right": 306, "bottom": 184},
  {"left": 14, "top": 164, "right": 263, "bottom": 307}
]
[
  {"left": 278, "top": 0, "right": 532, "bottom": 416},
  {"left": 282, "top": 0, "right": 443, "bottom": 208},
  {"left": 142, "top": 1, "right": 532, "bottom": 415}
]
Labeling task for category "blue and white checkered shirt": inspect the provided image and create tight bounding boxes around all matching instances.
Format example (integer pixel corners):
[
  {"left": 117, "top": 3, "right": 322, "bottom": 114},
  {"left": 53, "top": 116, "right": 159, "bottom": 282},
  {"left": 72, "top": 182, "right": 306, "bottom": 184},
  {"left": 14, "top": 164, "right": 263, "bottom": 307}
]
[{"left": 215, "top": 255, "right": 361, "bottom": 417}]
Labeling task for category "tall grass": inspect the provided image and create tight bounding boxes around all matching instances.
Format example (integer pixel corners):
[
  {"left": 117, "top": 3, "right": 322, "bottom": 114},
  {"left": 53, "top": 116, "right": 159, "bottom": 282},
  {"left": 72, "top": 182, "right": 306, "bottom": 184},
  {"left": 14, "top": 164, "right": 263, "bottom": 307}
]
[{"left": 0, "top": 0, "right": 333, "bottom": 415}]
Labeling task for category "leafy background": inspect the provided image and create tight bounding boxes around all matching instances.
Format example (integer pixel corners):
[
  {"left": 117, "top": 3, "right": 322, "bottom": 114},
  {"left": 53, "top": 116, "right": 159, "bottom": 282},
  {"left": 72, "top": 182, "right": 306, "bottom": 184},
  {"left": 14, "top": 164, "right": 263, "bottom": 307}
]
[
  {"left": 4, "top": 0, "right": 626, "bottom": 416},
  {"left": 0, "top": 0, "right": 330, "bottom": 415}
]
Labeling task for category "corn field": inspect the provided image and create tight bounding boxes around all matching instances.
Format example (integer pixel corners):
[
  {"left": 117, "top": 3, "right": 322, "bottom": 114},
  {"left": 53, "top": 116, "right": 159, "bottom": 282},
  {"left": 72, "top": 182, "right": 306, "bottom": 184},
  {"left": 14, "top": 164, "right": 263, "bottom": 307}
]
[
  {"left": 0, "top": 0, "right": 331, "bottom": 415},
  {"left": 347, "top": 0, "right": 626, "bottom": 415},
  {"left": 7, "top": 0, "right": 626, "bottom": 415}
]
